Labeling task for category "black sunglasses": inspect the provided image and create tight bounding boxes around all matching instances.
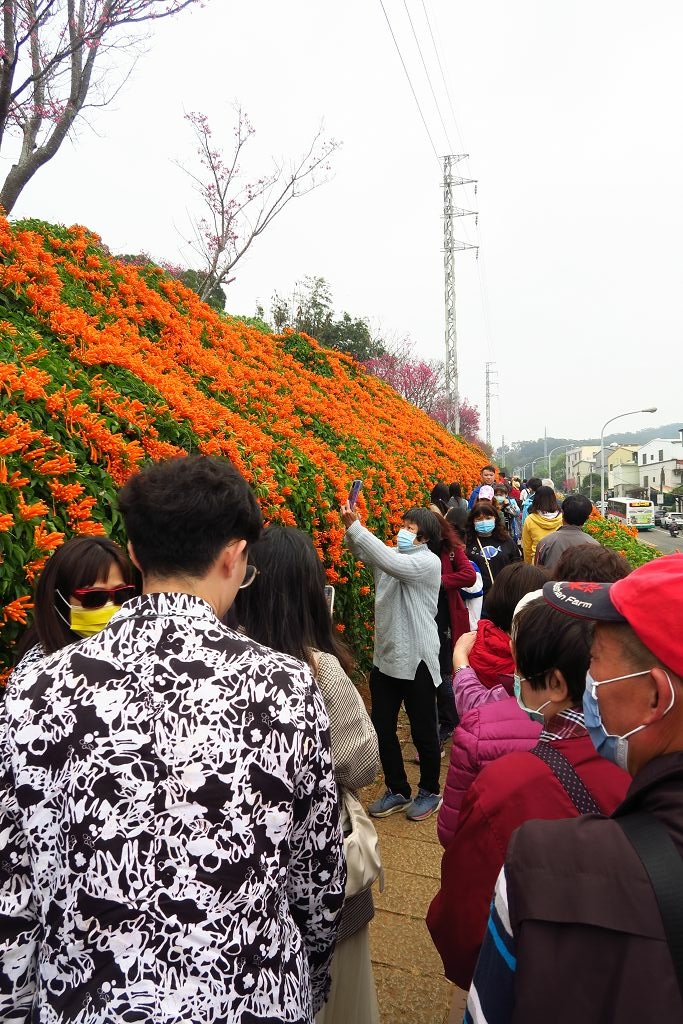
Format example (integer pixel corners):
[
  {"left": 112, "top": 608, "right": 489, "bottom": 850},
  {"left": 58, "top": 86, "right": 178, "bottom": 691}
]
[{"left": 71, "top": 585, "right": 137, "bottom": 609}]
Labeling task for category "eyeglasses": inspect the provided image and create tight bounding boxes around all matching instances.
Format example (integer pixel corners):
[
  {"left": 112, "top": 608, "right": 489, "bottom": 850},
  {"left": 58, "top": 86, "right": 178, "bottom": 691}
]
[
  {"left": 71, "top": 585, "right": 137, "bottom": 609},
  {"left": 239, "top": 565, "right": 259, "bottom": 589}
]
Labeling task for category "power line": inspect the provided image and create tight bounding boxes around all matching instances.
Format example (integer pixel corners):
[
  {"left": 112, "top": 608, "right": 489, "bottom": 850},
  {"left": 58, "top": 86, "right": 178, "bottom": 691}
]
[
  {"left": 420, "top": 0, "right": 499, "bottom": 434},
  {"left": 377, "top": 0, "right": 441, "bottom": 166},
  {"left": 420, "top": 0, "right": 467, "bottom": 156},
  {"left": 402, "top": 0, "right": 453, "bottom": 153}
]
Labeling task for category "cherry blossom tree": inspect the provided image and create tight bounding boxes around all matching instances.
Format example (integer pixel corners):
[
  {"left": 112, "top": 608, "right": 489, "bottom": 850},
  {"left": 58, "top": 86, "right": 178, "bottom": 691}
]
[
  {"left": 0, "top": 0, "right": 200, "bottom": 213},
  {"left": 179, "top": 108, "right": 340, "bottom": 303},
  {"left": 366, "top": 347, "right": 482, "bottom": 442}
]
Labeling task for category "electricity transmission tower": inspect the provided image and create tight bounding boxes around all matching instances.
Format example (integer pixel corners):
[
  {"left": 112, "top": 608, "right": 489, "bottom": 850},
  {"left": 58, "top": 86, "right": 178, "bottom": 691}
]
[
  {"left": 443, "top": 154, "right": 478, "bottom": 435},
  {"left": 485, "top": 361, "right": 497, "bottom": 448}
]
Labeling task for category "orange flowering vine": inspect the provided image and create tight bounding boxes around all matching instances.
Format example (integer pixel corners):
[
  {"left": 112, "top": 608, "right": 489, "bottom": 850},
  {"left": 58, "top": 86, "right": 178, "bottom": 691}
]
[{"left": 0, "top": 213, "right": 494, "bottom": 674}]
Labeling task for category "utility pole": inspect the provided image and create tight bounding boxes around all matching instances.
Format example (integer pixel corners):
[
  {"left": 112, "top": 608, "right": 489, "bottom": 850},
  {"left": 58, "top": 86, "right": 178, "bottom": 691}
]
[
  {"left": 443, "top": 154, "right": 478, "bottom": 435},
  {"left": 485, "top": 361, "right": 497, "bottom": 448}
]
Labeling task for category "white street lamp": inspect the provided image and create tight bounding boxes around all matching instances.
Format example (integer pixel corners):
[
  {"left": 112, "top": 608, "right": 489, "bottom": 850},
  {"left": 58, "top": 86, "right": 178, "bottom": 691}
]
[
  {"left": 600, "top": 407, "right": 657, "bottom": 511},
  {"left": 547, "top": 444, "right": 574, "bottom": 485}
]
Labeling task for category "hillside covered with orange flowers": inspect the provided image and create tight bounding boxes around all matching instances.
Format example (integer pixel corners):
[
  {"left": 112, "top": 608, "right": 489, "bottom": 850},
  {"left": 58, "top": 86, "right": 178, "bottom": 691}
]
[{"left": 0, "top": 216, "right": 486, "bottom": 674}]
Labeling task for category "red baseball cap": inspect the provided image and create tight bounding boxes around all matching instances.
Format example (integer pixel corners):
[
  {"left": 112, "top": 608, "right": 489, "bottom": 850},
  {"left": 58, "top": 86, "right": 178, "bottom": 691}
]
[{"left": 543, "top": 553, "right": 683, "bottom": 678}]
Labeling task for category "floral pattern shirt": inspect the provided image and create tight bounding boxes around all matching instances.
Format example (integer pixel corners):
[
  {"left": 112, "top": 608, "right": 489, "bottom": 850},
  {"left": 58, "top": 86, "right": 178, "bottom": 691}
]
[{"left": 0, "top": 592, "right": 345, "bottom": 1024}]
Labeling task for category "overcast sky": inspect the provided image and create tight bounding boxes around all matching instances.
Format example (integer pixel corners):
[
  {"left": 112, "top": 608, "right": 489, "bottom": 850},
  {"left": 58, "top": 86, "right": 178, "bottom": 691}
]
[{"left": 10, "top": 0, "right": 683, "bottom": 446}]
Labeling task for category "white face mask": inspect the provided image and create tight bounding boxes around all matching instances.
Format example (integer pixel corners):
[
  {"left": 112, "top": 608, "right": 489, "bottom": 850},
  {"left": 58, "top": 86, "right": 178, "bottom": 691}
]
[{"left": 586, "top": 668, "right": 675, "bottom": 771}]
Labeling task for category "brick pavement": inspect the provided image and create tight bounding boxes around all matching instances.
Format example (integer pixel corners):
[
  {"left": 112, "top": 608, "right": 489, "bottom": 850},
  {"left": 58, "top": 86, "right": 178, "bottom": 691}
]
[{"left": 356, "top": 706, "right": 467, "bottom": 1024}]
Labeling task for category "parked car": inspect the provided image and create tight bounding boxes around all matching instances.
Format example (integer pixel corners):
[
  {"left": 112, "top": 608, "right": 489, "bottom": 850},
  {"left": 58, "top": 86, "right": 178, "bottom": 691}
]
[
  {"left": 660, "top": 510, "right": 682, "bottom": 529},
  {"left": 668, "top": 512, "right": 683, "bottom": 534},
  {"left": 655, "top": 507, "right": 666, "bottom": 526}
]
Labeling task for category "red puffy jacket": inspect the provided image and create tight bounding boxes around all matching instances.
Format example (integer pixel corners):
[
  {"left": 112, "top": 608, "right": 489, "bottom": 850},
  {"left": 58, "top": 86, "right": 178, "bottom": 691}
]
[{"left": 427, "top": 732, "right": 630, "bottom": 989}]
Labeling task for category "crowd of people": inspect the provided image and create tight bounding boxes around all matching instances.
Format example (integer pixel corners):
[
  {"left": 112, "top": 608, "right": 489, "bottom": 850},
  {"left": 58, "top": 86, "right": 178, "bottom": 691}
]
[{"left": 2, "top": 453, "right": 683, "bottom": 1024}]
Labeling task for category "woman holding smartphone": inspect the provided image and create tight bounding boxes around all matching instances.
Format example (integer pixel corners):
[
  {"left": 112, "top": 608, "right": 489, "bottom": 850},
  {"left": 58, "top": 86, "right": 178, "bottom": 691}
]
[{"left": 341, "top": 501, "right": 443, "bottom": 822}]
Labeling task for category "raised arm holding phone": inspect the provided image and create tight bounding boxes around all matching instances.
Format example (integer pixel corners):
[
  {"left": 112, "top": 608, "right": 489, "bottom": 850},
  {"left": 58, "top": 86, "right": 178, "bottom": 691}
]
[{"left": 342, "top": 495, "right": 444, "bottom": 823}]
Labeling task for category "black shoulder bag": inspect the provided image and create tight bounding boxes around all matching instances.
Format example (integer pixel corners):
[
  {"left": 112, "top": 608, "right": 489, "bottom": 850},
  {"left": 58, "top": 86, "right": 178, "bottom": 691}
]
[{"left": 615, "top": 812, "right": 683, "bottom": 1004}]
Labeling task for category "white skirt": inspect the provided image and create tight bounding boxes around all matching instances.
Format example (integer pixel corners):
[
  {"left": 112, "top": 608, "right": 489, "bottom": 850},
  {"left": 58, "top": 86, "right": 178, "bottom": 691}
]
[{"left": 315, "top": 924, "right": 379, "bottom": 1024}]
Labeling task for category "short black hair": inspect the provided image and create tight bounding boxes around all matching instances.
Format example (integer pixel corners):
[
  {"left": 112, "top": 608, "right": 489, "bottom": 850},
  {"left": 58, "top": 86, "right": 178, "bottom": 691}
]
[
  {"left": 481, "top": 464, "right": 496, "bottom": 474},
  {"left": 234, "top": 526, "right": 353, "bottom": 675},
  {"left": 118, "top": 456, "right": 262, "bottom": 577},
  {"left": 561, "top": 494, "right": 593, "bottom": 526},
  {"left": 484, "top": 562, "right": 549, "bottom": 632},
  {"left": 554, "top": 544, "right": 631, "bottom": 583},
  {"left": 514, "top": 599, "right": 591, "bottom": 703},
  {"left": 527, "top": 477, "right": 542, "bottom": 492},
  {"left": 403, "top": 507, "right": 443, "bottom": 556},
  {"left": 16, "top": 537, "right": 133, "bottom": 657}
]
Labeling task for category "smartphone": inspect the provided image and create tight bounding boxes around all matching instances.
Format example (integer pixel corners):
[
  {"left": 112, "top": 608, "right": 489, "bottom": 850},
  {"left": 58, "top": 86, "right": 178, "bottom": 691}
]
[
  {"left": 324, "top": 585, "right": 335, "bottom": 616},
  {"left": 348, "top": 478, "right": 362, "bottom": 509}
]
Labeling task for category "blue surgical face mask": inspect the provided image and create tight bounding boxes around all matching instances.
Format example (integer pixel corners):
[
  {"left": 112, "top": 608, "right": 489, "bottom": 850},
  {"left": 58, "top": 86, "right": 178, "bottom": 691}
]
[
  {"left": 474, "top": 519, "right": 496, "bottom": 536},
  {"left": 582, "top": 683, "right": 624, "bottom": 768},
  {"left": 397, "top": 527, "right": 416, "bottom": 552},
  {"left": 584, "top": 669, "right": 675, "bottom": 773},
  {"left": 514, "top": 672, "right": 551, "bottom": 724}
]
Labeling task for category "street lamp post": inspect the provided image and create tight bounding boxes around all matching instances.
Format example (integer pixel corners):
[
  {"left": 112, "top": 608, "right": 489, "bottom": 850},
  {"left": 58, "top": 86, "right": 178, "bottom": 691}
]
[
  {"left": 600, "top": 407, "right": 657, "bottom": 511},
  {"left": 531, "top": 457, "right": 545, "bottom": 477},
  {"left": 547, "top": 444, "right": 574, "bottom": 486}
]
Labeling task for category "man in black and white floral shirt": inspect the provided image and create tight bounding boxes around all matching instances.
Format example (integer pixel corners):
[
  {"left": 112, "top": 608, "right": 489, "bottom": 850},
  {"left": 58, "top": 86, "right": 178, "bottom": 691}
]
[{"left": 1, "top": 456, "right": 345, "bottom": 1024}]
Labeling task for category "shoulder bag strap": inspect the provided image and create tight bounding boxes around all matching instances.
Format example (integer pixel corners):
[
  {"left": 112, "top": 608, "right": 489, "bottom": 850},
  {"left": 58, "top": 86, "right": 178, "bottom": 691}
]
[
  {"left": 530, "top": 741, "right": 602, "bottom": 815},
  {"left": 476, "top": 537, "right": 495, "bottom": 588},
  {"left": 615, "top": 811, "right": 683, "bottom": 1003}
]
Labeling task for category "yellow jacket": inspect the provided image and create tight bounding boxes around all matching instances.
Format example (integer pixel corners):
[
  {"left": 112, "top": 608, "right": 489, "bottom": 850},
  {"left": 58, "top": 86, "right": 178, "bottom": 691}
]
[{"left": 522, "top": 512, "right": 562, "bottom": 563}]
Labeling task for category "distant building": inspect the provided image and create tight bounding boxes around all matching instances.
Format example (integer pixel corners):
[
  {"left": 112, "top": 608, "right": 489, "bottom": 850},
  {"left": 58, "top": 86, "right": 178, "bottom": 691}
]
[
  {"left": 564, "top": 445, "right": 600, "bottom": 491},
  {"left": 607, "top": 445, "right": 640, "bottom": 497},
  {"left": 637, "top": 437, "right": 682, "bottom": 499}
]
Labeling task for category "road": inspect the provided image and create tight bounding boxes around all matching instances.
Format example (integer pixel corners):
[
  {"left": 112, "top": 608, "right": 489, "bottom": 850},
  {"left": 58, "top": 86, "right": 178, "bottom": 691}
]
[{"left": 638, "top": 526, "right": 683, "bottom": 557}]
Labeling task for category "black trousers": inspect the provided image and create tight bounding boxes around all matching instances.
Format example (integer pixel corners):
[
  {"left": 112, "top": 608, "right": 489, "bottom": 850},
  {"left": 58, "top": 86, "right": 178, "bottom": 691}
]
[
  {"left": 369, "top": 661, "right": 441, "bottom": 798},
  {"left": 437, "top": 674, "right": 458, "bottom": 735}
]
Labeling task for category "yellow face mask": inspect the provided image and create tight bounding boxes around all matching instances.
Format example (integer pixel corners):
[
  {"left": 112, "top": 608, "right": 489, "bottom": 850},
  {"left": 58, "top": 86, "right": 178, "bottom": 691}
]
[{"left": 69, "top": 605, "right": 118, "bottom": 637}]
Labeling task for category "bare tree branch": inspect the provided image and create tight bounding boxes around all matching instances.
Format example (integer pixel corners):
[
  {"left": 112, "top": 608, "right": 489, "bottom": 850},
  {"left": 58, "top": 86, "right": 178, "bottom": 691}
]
[
  {"left": 178, "top": 107, "right": 341, "bottom": 302},
  {"left": 0, "top": 0, "right": 203, "bottom": 212}
]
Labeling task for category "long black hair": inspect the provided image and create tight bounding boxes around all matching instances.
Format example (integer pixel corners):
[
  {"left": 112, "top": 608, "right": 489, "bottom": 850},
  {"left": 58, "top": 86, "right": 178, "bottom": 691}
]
[
  {"left": 233, "top": 526, "right": 354, "bottom": 674},
  {"left": 15, "top": 536, "right": 134, "bottom": 659}
]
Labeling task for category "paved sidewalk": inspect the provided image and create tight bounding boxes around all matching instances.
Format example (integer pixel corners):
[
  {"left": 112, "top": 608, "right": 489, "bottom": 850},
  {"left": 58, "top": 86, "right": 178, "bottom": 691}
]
[{"left": 357, "top": 707, "right": 468, "bottom": 1024}]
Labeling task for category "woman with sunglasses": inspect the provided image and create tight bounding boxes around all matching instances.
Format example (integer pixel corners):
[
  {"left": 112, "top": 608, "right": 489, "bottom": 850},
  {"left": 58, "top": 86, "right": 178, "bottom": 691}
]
[
  {"left": 234, "top": 526, "right": 381, "bottom": 1024},
  {"left": 13, "top": 536, "right": 136, "bottom": 673}
]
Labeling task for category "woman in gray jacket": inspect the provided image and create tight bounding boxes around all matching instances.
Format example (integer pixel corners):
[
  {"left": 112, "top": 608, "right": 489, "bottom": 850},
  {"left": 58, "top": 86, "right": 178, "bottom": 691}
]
[{"left": 341, "top": 503, "right": 443, "bottom": 822}]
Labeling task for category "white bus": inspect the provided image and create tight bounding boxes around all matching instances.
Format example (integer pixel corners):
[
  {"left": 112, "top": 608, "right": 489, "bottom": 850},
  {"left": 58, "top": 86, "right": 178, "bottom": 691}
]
[{"left": 606, "top": 498, "right": 655, "bottom": 531}]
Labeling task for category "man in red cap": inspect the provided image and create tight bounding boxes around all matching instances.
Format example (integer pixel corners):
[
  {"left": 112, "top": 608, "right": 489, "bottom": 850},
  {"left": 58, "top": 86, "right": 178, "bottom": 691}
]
[{"left": 465, "top": 553, "right": 683, "bottom": 1024}]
